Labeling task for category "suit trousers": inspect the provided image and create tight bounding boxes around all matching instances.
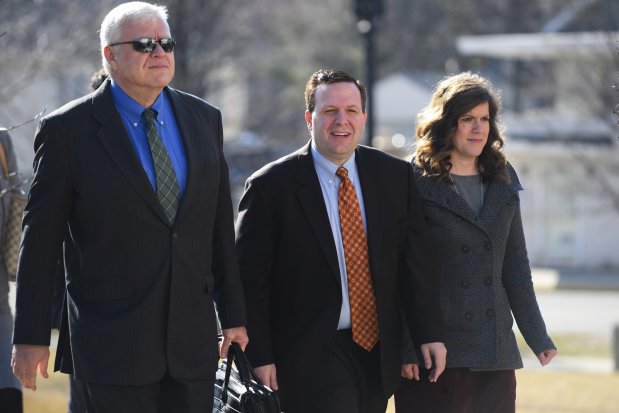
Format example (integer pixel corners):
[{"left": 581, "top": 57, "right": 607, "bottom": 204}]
[
  {"left": 82, "top": 369, "right": 215, "bottom": 413},
  {"left": 394, "top": 367, "right": 516, "bottom": 413},
  {"left": 284, "top": 329, "right": 387, "bottom": 413}
]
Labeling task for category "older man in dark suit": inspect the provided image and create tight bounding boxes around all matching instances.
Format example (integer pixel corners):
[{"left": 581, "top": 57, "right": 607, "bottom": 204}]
[
  {"left": 11, "top": 2, "right": 247, "bottom": 412},
  {"left": 235, "top": 69, "right": 446, "bottom": 413}
]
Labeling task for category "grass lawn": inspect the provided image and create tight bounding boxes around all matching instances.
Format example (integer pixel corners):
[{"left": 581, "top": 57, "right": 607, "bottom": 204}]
[
  {"left": 25, "top": 369, "right": 619, "bottom": 413},
  {"left": 24, "top": 332, "right": 617, "bottom": 412},
  {"left": 385, "top": 370, "right": 619, "bottom": 413},
  {"left": 22, "top": 369, "right": 68, "bottom": 413}
]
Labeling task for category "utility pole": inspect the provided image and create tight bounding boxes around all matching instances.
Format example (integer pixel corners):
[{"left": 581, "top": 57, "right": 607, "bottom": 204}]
[{"left": 354, "top": 0, "right": 383, "bottom": 147}]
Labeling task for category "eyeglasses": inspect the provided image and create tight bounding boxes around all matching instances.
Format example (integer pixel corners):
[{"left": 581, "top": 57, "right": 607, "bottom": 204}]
[{"left": 108, "top": 37, "right": 176, "bottom": 53}]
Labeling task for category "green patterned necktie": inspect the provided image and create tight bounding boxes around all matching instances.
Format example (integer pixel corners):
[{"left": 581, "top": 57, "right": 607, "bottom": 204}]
[{"left": 142, "top": 108, "right": 179, "bottom": 224}]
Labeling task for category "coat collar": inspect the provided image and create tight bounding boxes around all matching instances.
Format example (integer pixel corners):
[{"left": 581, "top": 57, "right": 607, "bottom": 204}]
[{"left": 414, "top": 164, "right": 522, "bottom": 231}]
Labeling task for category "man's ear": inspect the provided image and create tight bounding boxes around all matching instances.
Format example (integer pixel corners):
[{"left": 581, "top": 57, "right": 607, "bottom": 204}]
[
  {"left": 103, "top": 46, "right": 118, "bottom": 72},
  {"left": 304, "top": 110, "right": 313, "bottom": 131}
]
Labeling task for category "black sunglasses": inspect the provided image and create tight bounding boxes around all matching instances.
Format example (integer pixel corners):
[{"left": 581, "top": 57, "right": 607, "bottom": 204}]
[{"left": 109, "top": 37, "right": 176, "bottom": 53}]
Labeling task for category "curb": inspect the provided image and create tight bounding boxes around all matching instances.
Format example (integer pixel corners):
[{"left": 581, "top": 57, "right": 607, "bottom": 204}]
[{"left": 532, "top": 268, "right": 619, "bottom": 292}]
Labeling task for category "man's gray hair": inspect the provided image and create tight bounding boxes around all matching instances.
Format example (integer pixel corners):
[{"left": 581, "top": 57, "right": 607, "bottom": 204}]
[{"left": 100, "top": 2, "right": 169, "bottom": 76}]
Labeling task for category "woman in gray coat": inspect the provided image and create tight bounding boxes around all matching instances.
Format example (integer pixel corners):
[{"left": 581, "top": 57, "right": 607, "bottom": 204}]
[{"left": 395, "top": 72, "right": 557, "bottom": 413}]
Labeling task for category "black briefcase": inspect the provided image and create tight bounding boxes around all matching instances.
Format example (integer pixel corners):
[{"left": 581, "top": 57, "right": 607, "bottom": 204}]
[{"left": 213, "top": 342, "right": 281, "bottom": 413}]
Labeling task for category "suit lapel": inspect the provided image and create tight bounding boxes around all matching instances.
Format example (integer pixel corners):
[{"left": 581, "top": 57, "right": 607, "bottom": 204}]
[
  {"left": 165, "top": 88, "right": 204, "bottom": 221},
  {"left": 354, "top": 148, "right": 382, "bottom": 282},
  {"left": 93, "top": 81, "right": 169, "bottom": 224},
  {"left": 294, "top": 144, "right": 340, "bottom": 281}
]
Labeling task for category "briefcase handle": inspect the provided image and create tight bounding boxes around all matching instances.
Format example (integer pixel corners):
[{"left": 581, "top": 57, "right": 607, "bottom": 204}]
[{"left": 221, "top": 342, "right": 262, "bottom": 403}]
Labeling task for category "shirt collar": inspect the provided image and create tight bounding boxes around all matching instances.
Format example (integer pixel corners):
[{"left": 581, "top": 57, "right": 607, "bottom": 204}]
[
  {"left": 110, "top": 80, "right": 166, "bottom": 122},
  {"left": 310, "top": 141, "right": 357, "bottom": 182}
]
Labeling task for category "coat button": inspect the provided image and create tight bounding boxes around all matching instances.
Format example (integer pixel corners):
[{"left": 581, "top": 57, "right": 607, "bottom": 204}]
[
  {"left": 484, "top": 277, "right": 493, "bottom": 286},
  {"left": 172, "top": 232, "right": 178, "bottom": 240},
  {"left": 461, "top": 279, "right": 470, "bottom": 288},
  {"left": 461, "top": 244, "right": 470, "bottom": 253},
  {"left": 486, "top": 309, "right": 495, "bottom": 318},
  {"left": 484, "top": 241, "right": 492, "bottom": 250},
  {"left": 464, "top": 312, "right": 473, "bottom": 321}
]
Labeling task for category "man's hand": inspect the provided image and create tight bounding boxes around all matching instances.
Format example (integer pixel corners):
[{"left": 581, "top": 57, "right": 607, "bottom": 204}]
[
  {"left": 254, "top": 363, "right": 278, "bottom": 390},
  {"left": 219, "top": 326, "right": 249, "bottom": 359},
  {"left": 401, "top": 363, "right": 420, "bottom": 380},
  {"left": 11, "top": 344, "right": 50, "bottom": 391},
  {"left": 537, "top": 348, "right": 558, "bottom": 366},
  {"left": 420, "top": 342, "right": 447, "bottom": 382}
]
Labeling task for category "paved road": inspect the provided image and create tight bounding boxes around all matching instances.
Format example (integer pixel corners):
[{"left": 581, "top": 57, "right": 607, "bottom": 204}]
[
  {"left": 534, "top": 290, "right": 619, "bottom": 339},
  {"left": 520, "top": 289, "right": 619, "bottom": 372}
]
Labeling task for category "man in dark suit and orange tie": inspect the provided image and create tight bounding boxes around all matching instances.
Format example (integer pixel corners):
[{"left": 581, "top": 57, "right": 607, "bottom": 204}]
[
  {"left": 11, "top": 2, "right": 247, "bottom": 412},
  {"left": 235, "top": 69, "right": 447, "bottom": 413}
]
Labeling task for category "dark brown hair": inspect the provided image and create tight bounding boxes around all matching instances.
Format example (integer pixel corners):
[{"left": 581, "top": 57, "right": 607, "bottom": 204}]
[
  {"left": 304, "top": 69, "right": 367, "bottom": 113},
  {"left": 414, "top": 72, "right": 507, "bottom": 182}
]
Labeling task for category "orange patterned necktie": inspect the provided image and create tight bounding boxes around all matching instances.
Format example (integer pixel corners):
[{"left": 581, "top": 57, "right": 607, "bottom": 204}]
[{"left": 336, "top": 166, "right": 379, "bottom": 351}]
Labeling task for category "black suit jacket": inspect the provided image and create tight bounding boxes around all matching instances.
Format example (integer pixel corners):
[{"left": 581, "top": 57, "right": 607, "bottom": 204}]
[
  {"left": 13, "top": 81, "right": 246, "bottom": 385},
  {"left": 235, "top": 143, "right": 444, "bottom": 400}
]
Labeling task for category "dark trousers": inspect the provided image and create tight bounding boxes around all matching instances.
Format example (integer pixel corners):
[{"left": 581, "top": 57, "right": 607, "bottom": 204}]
[
  {"left": 283, "top": 330, "right": 387, "bottom": 413},
  {"left": 394, "top": 367, "right": 516, "bottom": 413},
  {"left": 68, "top": 374, "right": 88, "bottom": 413},
  {"left": 82, "top": 370, "right": 215, "bottom": 413},
  {"left": 0, "top": 388, "right": 23, "bottom": 413}
]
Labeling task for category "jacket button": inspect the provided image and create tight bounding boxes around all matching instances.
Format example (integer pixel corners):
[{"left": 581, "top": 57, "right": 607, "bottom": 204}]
[
  {"left": 484, "top": 241, "right": 492, "bottom": 250},
  {"left": 464, "top": 312, "right": 473, "bottom": 321},
  {"left": 484, "top": 277, "right": 493, "bottom": 286},
  {"left": 172, "top": 232, "right": 178, "bottom": 240},
  {"left": 486, "top": 309, "right": 495, "bottom": 318},
  {"left": 461, "top": 279, "right": 470, "bottom": 288},
  {"left": 460, "top": 244, "right": 470, "bottom": 253}
]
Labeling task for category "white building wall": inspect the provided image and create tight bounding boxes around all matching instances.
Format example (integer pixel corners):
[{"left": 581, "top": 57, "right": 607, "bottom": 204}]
[{"left": 507, "top": 141, "right": 619, "bottom": 269}]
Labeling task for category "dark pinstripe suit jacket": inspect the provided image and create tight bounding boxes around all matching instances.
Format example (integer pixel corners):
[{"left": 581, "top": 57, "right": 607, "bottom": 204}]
[{"left": 12, "top": 80, "right": 246, "bottom": 385}]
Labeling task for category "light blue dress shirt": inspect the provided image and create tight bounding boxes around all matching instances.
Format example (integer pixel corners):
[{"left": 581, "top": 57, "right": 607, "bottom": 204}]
[
  {"left": 110, "top": 80, "right": 188, "bottom": 197},
  {"left": 311, "top": 142, "right": 368, "bottom": 330}
]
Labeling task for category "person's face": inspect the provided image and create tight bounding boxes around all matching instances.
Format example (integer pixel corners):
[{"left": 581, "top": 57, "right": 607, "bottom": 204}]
[
  {"left": 104, "top": 17, "right": 174, "bottom": 103},
  {"left": 450, "top": 101, "right": 490, "bottom": 165},
  {"left": 305, "top": 82, "right": 367, "bottom": 165}
]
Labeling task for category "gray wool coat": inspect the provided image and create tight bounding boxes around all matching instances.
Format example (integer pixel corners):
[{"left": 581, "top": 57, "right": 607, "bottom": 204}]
[{"left": 404, "top": 163, "right": 555, "bottom": 370}]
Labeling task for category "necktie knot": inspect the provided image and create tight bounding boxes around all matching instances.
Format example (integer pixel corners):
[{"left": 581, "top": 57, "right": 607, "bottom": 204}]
[
  {"left": 142, "top": 108, "right": 158, "bottom": 123},
  {"left": 336, "top": 166, "right": 348, "bottom": 181}
]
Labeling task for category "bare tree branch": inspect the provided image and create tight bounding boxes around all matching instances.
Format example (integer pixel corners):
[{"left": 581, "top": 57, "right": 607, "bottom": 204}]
[{"left": 8, "top": 108, "right": 47, "bottom": 131}]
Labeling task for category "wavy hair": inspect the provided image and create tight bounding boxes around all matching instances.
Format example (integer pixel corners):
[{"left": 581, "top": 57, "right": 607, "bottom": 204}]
[{"left": 414, "top": 72, "right": 507, "bottom": 182}]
